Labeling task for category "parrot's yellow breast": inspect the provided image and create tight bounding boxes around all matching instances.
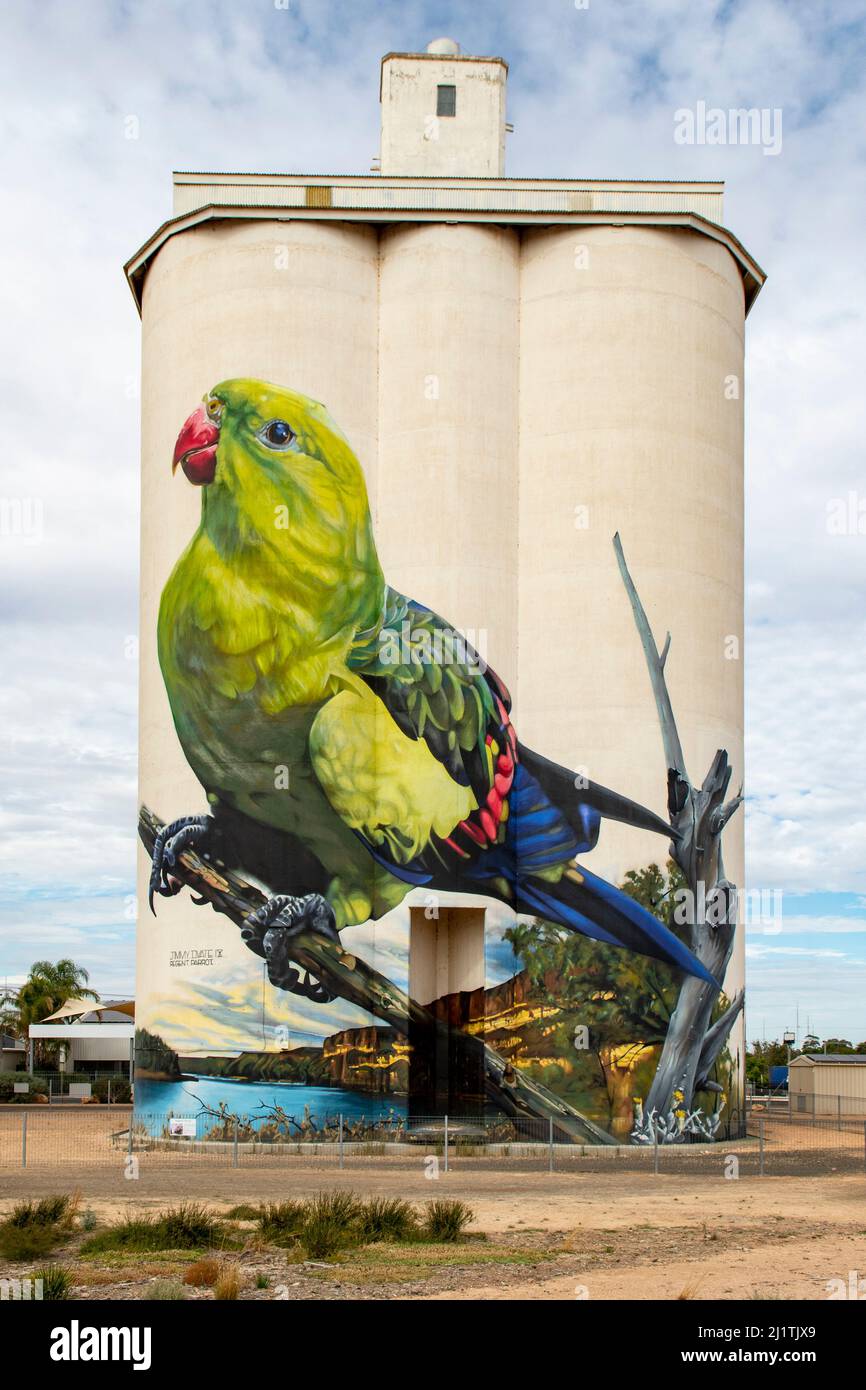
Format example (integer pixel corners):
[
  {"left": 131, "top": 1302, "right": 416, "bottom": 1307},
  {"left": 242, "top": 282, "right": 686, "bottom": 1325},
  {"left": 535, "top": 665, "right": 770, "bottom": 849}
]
[
  {"left": 161, "top": 531, "right": 355, "bottom": 717},
  {"left": 310, "top": 686, "right": 476, "bottom": 864}
]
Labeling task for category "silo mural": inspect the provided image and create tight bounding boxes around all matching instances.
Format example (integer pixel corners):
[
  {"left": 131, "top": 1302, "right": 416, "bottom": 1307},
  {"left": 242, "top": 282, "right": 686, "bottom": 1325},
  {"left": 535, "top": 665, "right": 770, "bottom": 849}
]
[
  {"left": 135, "top": 377, "right": 744, "bottom": 1144},
  {"left": 129, "top": 41, "right": 761, "bottom": 1146}
]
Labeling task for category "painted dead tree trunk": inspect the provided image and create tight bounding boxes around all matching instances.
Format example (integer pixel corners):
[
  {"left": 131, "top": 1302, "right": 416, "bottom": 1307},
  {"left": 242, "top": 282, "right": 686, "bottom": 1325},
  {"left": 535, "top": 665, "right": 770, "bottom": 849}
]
[{"left": 613, "top": 534, "right": 744, "bottom": 1139}]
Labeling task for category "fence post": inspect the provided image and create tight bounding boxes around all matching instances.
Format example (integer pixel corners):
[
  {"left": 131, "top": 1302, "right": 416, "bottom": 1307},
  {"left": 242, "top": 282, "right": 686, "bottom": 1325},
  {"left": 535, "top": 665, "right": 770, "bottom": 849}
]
[
  {"left": 863, "top": 1120, "right": 866, "bottom": 1175},
  {"left": 232, "top": 1118, "right": 239, "bottom": 1168},
  {"left": 653, "top": 1116, "right": 659, "bottom": 1175},
  {"left": 107, "top": 1077, "right": 112, "bottom": 1107},
  {"left": 443, "top": 1115, "right": 449, "bottom": 1174},
  {"left": 548, "top": 1116, "right": 554, "bottom": 1173},
  {"left": 838, "top": 1095, "right": 842, "bottom": 1132},
  {"left": 759, "top": 1115, "right": 765, "bottom": 1177},
  {"left": 127, "top": 1115, "right": 133, "bottom": 1156},
  {"left": 338, "top": 1113, "right": 344, "bottom": 1170},
  {"left": 22, "top": 1112, "right": 27, "bottom": 1169}
]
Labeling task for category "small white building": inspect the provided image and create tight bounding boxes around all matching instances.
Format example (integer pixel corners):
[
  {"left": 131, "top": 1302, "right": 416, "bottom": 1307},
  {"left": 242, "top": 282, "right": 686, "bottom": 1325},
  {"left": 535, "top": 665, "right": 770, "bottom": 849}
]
[
  {"left": 1, "top": 1032, "right": 26, "bottom": 1070},
  {"left": 788, "top": 1054, "right": 866, "bottom": 1116},
  {"left": 27, "top": 999, "right": 135, "bottom": 1079}
]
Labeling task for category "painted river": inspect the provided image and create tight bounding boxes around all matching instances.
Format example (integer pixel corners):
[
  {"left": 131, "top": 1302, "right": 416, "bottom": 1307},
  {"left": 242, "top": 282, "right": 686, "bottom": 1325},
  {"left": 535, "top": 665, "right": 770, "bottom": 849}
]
[{"left": 134, "top": 1075, "right": 406, "bottom": 1135}]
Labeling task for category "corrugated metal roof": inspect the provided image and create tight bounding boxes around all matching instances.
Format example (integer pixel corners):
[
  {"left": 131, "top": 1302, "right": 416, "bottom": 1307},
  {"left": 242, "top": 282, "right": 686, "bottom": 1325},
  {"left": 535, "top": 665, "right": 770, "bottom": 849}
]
[
  {"left": 793, "top": 1053, "right": 866, "bottom": 1064},
  {"left": 173, "top": 171, "right": 724, "bottom": 185}
]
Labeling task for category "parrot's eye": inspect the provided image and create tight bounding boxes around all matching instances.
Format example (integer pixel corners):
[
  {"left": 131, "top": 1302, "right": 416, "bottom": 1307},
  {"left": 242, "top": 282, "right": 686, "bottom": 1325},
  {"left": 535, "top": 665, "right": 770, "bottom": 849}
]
[
  {"left": 259, "top": 419, "right": 295, "bottom": 450},
  {"left": 206, "top": 398, "right": 222, "bottom": 422}
]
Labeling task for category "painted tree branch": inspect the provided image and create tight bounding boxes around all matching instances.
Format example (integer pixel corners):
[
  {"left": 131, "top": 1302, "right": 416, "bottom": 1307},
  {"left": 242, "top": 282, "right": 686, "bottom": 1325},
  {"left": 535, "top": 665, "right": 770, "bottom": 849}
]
[
  {"left": 613, "top": 533, "right": 686, "bottom": 779},
  {"left": 613, "top": 534, "right": 744, "bottom": 1132},
  {"left": 695, "top": 989, "right": 745, "bottom": 1091},
  {"left": 138, "top": 805, "right": 615, "bottom": 1144}
]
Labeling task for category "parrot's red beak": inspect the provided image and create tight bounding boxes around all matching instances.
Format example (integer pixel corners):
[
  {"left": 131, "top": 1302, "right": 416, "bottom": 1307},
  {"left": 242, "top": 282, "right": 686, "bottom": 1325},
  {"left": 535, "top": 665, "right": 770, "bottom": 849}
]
[{"left": 172, "top": 403, "right": 219, "bottom": 485}]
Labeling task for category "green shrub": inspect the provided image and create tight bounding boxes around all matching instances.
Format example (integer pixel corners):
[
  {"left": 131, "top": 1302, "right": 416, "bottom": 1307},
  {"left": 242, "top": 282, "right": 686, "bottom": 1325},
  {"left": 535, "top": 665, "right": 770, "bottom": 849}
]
[
  {"left": 31, "top": 1264, "right": 72, "bottom": 1300},
  {"left": 80, "top": 1209, "right": 97, "bottom": 1232},
  {"left": 299, "top": 1192, "right": 362, "bottom": 1259},
  {"left": 0, "top": 1224, "right": 59, "bottom": 1261},
  {"left": 355, "top": 1197, "right": 418, "bottom": 1244},
  {"left": 254, "top": 1192, "right": 425, "bottom": 1258},
  {"left": 257, "top": 1201, "right": 306, "bottom": 1246},
  {"left": 255, "top": 1273, "right": 270, "bottom": 1289},
  {"left": 81, "top": 1202, "right": 223, "bottom": 1255},
  {"left": 300, "top": 1213, "right": 344, "bottom": 1260},
  {"left": 225, "top": 1203, "right": 261, "bottom": 1222},
  {"left": 423, "top": 1199, "right": 474, "bottom": 1243},
  {"left": 8, "top": 1201, "right": 44, "bottom": 1229},
  {"left": 0, "top": 1072, "right": 48, "bottom": 1103},
  {"left": 304, "top": 1191, "right": 361, "bottom": 1228},
  {"left": 0, "top": 1193, "right": 77, "bottom": 1260},
  {"left": 8, "top": 1194, "right": 75, "bottom": 1228},
  {"left": 158, "top": 1202, "right": 218, "bottom": 1248},
  {"left": 80, "top": 1219, "right": 152, "bottom": 1254}
]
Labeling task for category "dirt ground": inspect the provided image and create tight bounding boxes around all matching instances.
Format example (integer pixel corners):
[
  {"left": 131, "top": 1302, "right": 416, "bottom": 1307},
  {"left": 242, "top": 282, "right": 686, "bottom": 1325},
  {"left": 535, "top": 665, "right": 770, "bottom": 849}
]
[{"left": 2, "top": 1161, "right": 865, "bottom": 1301}]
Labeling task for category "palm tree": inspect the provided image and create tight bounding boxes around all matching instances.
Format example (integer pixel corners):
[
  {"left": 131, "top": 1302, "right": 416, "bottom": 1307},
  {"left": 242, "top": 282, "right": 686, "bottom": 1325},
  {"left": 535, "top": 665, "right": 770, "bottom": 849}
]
[
  {"left": 0, "top": 982, "right": 22, "bottom": 1039},
  {"left": 502, "top": 921, "right": 542, "bottom": 963},
  {"left": 16, "top": 960, "right": 98, "bottom": 1066}
]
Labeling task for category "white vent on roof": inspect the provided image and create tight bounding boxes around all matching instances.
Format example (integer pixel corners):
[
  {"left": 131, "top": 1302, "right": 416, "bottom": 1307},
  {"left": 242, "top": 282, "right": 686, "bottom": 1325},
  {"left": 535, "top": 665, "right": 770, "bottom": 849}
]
[{"left": 426, "top": 37, "right": 460, "bottom": 55}]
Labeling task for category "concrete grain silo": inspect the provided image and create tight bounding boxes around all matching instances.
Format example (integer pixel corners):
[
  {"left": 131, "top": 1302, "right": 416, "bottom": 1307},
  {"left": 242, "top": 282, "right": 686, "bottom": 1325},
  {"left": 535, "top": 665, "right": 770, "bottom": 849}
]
[{"left": 127, "top": 39, "right": 763, "bottom": 1141}]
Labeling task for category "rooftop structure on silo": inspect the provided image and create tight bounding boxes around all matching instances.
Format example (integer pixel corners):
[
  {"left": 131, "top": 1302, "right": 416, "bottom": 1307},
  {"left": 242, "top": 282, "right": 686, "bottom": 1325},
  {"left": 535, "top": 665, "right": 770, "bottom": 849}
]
[{"left": 379, "top": 37, "right": 508, "bottom": 177}]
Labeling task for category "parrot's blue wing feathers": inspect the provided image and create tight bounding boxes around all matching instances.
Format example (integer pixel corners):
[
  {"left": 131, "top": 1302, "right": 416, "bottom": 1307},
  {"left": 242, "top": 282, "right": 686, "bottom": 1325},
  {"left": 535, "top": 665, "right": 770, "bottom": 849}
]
[
  {"left": 515, "top": 869, "right": 718, "bottom": 987},
  {"left": 352, "top": 760, "right": 715, "bottom": 986},
  {"left": 483, "top": 763, "right": 715, "bottom": 985},
  {"left": 509, "top": 760, "right": 600, "bottom": 867}
]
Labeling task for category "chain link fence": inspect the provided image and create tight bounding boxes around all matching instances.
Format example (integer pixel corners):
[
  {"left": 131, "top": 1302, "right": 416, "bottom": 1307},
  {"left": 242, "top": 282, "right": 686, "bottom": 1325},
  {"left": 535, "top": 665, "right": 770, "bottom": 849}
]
[
  {"left": 35, "top": 1072, "right": 132, "bottom": 1104},
  {"left": 785, "top": 1092, "right": 866, "bottom": 1119},
  {"left": 0, "top": 1071, "right": 132, "bottom": 1105},
  {"left": 1, "top": 1104, "right": 865, "bottom": 1175}
]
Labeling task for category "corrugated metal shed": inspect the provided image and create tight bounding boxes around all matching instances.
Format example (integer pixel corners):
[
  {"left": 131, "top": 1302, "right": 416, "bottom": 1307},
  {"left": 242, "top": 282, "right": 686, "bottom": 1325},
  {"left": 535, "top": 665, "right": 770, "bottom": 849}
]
[{"left": 789, "top": 1054, "right": 866, "bottom": 1115}]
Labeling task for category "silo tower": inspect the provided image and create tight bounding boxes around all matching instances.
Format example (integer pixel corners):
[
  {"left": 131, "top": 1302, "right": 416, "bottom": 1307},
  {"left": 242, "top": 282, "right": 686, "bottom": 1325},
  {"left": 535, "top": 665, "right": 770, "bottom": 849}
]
[{"left": 127, "top": 40, "right": 763, "bottom": 1138}]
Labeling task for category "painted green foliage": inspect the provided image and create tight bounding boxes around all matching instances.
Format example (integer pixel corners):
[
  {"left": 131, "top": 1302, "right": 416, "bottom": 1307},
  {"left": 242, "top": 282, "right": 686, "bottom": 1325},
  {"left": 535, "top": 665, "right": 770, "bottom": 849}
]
[{"left": 504, "top": 862, "right": 734, "bottom": 1133}]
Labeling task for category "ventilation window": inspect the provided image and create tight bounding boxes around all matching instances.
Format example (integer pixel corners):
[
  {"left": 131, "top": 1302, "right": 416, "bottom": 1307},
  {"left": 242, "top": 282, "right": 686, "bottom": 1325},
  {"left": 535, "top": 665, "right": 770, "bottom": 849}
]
[{"left": 436, "top": 84, "right": 456, "bottom": 118}]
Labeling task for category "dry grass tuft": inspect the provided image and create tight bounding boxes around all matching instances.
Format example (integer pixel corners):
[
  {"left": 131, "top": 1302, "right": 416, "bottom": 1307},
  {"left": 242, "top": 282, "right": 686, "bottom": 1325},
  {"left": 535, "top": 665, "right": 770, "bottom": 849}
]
[
  {"left": 183, "top": 1256, "right": 221, "bottom": 1287},
  {"left": 213, "top": 1264, "right": 241, "bottom": 1301}
]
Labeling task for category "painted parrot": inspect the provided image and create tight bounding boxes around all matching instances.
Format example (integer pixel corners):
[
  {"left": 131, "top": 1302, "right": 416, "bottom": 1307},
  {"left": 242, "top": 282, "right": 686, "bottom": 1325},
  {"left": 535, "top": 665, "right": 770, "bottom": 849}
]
[{"left": 149, "top": 378, "right": 714, "bottom": 1002}]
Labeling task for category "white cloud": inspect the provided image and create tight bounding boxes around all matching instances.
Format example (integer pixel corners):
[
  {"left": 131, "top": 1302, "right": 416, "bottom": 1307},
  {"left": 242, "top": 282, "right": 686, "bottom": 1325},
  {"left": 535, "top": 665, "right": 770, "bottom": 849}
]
[
  {"left": 745, "top": 944, "right": 847, "bottom": 960},
  {"left": 748, "top": 914, "right": 866, "bottom": 936}
]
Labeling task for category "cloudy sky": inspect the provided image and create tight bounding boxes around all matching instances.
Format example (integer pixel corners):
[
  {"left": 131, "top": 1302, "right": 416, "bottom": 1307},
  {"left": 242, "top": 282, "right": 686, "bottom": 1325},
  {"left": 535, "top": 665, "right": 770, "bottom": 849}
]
[{"left": 1, "top": 0, "right": 864, "bottom": 1045}]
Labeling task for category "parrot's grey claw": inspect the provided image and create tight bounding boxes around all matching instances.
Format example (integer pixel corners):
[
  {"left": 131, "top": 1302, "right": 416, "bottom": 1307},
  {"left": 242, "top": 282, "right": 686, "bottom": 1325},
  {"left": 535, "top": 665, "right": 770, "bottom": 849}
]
[
  {"left": 241, "top": 893, "right": 340, "bottom": 1003},
  {"left": 149, "top": 815, "right": 212, "bottom": 914}
]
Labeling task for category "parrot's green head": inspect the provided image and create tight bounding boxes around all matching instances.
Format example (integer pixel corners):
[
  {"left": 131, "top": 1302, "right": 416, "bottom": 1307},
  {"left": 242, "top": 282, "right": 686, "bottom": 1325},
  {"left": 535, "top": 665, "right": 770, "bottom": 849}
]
[{"left": 172, "top": 378, "right": 382, "bottom": 610}]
